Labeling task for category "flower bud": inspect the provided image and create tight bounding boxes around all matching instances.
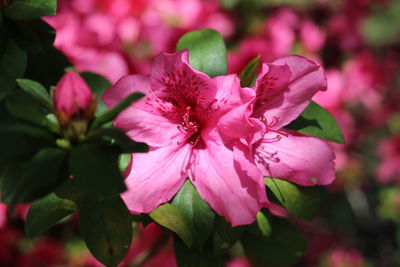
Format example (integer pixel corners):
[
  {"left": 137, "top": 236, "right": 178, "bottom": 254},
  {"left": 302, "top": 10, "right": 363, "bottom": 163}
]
[{"left": 54, "top": 71, "right": 95, "bottom": 127}]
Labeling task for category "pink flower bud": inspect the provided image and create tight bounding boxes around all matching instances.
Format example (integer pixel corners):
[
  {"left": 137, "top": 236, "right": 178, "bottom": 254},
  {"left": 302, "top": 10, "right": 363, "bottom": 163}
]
[{"left": 54, "top": 71, "right": 93, "bottom": 126}]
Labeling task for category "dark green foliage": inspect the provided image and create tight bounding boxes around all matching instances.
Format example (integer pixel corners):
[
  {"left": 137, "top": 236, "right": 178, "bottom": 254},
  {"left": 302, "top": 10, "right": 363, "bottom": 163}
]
[{"left": 286, "top": 101, "right": 345, "bottom": 144}]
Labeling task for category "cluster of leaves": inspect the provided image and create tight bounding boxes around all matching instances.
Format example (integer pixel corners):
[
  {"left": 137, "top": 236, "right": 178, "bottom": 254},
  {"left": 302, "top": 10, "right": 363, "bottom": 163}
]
[
  {"left": 0, "top": 1, "right": 147, "bottom": 266},
  {"left": 0, "top": 1, "right": 344, "bottom": 266}
]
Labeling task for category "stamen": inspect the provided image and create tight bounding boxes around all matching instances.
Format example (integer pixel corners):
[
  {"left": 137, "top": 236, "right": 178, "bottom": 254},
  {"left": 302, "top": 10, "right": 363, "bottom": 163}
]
[
  {"left": 269, "top": 129, "right": 289, "bottom": 137},
  {"left": 176, "top": 106, "right": 202, "bottom": 146},
  {"left": 259, "top": 116, "right": 288, "bottom": 141},
  {"left": 260, "top": 135, "right": 282, "bottom": 143},
  {"left": 255, "top": 149, "right": 280, "bottom": 163}
]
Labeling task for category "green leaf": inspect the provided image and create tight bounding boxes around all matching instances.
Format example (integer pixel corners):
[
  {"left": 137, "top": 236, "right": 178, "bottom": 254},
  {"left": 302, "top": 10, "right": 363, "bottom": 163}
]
[
  {"left": 256, "top": 211, "right": 272, "bottom": 238},
  {"left": 285, "top": 101, "right": 344, "bottom": 144},
  {"left": 4, "top": 0, "right": 57, "bottom": 20},
  {"left": 212, "top": 216, "right": 244, "bottom": 254},
  {"left": 55, "top": 179, "right": 84, "bottom": 206},
  {"left": 90, "top": 92, "right": 144, "bottom": 130},
  {"left": 81, "top": 72, "right": 111, "bottom": 116},
  {"left": 80, "top": 196, "right": 132, "bottom": 267},
  {"left": 25, "top": 193, "right": 77, "bottom": 238},
  {"left": 0, "top": 118, "right": 55, "bottom": 141},
  {"left": 177, "top": 29, "right": 227, "bottom": 77},
  {"left": 174, "top": 236, "right": 223, "bottom": 267},
  {"left": 88, "top": 127, "right": 148, "bottom": 153},
  {"left": 172, "top": 180, "right": 215, "bottom": 248},
  {"left": 149, "top": 203, "right": 193, "bottom": 247},
  {"left": 0, "top": 132, "right": 43, "bottom": 169},
  {"left": 5, "top": 91, "right": 56, "bottom": 132},
  {"left": 1, "top": 147, "right": 68, "bottom": 204},
  {"left": 0, "top": 106, "right": 53, "bottom": 167},
  {"left": 17, "top": 78, "right": 52, "bottom": 110},
  {"left": 0, "top": 27, "right": 27, "bottom": 100},
  {"left": 265, "top": 178, "right": 320, "bottom": 220},
  {"left": 241, "top": 215, "right": 307, "bottom": 267},
  {"left": 239, "top": 55, "right": 260, "bottom": 87},
  {"left": 69, "top": 144, "right": 126, "bottom": 197},
  {"left": 118, "top": 153, "right": 131, "bottom": 173}
]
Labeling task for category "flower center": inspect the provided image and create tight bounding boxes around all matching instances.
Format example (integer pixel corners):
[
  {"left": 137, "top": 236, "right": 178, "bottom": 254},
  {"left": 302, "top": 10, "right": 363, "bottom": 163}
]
[{"left": 177, "top": 106, "right": 201, "bottom": 145}]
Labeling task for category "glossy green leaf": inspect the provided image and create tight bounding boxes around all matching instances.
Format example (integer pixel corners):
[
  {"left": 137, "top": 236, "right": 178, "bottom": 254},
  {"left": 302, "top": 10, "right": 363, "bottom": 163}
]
[
  {"left": 5, "top": 91, "right": 53, "bottom": 130},
  {"left": 1, "top": 147, "right": 68, "bottom": 204},
  {"left": 88, "top": 127, "right": 148, "bottom": 153},
  {"left": 242, "top": 215, "right": 307, "bottom": 267},
  {"left": 285, "top": 101, "right": 344, "bottom": 144},
  {"left": 174, "top": 236, "right": 223, "bottom": 267},
  {"left": 81, "top": 72, "right": 111, "bottom": 116},
  {"left": 25, "top": 193, "right": 77, "bottom": 238},
  {"left": 212, "top": 216, "right": 244, "bottom": 254},
  {"left": 239, "top": 55, "right": 260, "bottom": 87},
  {"left": 17, "top": 78, "right": 52, "bottom": 110},
  {"left": 172, "top": 180, "right": 215, "bottom": 248},
  {"left": 4, "top": 0, "right": 57, "bottom": 20},
  {"left": 150, "top": 203, "right": 193, "bottom": 247},
  {"left": 90, "top": 92, "right": 144, "bottom": 130},
  {"left": 69, "top": 144, "right": 126, "bottom": 197},
  {"left": 177, "top": 29, "right": 227, "bottom": 77},
  {"left": 0, "top": 28, "right": 27, "bottom": 100},
  {"left": 265, "top": 177, "right": 320, "bottom": 220},
  {"left": 80, "top": 196, "right": 132, "bottom": 267}
]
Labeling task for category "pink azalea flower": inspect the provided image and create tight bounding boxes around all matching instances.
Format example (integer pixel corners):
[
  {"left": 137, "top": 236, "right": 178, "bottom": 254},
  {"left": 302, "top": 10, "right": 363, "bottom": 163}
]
[
  {"left": 234, "top": 56, "right": 335, "bottom": 202},
  {"left": 0, "top": 204, "right": 7, "bottom": 228},
  {"left": 54, "top": 71, "right": 93, "bottom": 126},
  {"left": 326, "top": 248, "right": 364, "bottom": 267},
  {"left": 299, "top": 19, "right": 326, "bottom": 54},
  {"left": 376, "top": 135, "right": 400, "bottom": 184},
  {"left": 228, "top": 9, "right": 298, "bottom": 74},
  {"left": 103, "top": 50, "right": 266, "bottom": 226},
  {"left": 226, "top": 257, "right": 253, "bottom": 267},
  {"left": 45, "top": 0, "right": 233, "bottom": 82}
]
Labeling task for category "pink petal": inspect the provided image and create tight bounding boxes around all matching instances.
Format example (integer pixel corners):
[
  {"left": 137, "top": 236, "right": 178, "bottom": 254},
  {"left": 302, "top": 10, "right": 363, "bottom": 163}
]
[
  {"left": 213, "top": 74, "right": 242, "bottom": 107},
  {"left": 114, "top": 102, "right": 183, "bottom": 147},
  {"left": 253, "top": 63, "right": 291, "bottom": 118},
  {"left": 254, "top": 56, "right": 327, "bottom": 129},
  {"left": 189, "top": 139, "right": 265, "bottom": 226},
  {"left": 264, "top": 201, "right": 290, "bottom": 218},
  {"left": 214, "top": 75, "right": 259, "bottom": 143},
  {"left": 254, "top": 131, "right": 335, "bottom": 186},
  {"left": 150, "top": 50, "right": 217, "bottom": 108},
  {"left": 122, "top": 144, "right": 191, "bottom": 213},
  {"left": 102, "top": 74, "right": 150, "bottom": 108},
  {"left": 54, "top": 71, "right": 92, "bottom": 116},
  {"left": 233, "top": 141, "right": 268, "bottom": 203}
]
